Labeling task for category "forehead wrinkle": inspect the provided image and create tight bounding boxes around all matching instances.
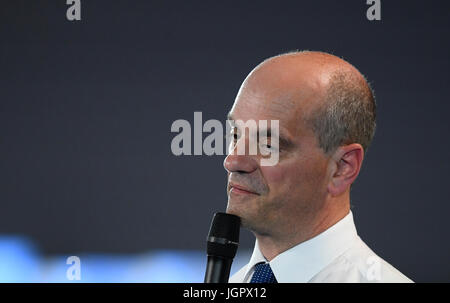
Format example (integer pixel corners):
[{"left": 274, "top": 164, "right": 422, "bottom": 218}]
[
  {"left": 234, "top": 87, "right": 296, "bottom": 119},
  {"left": 231, "top": 93, "right": 307, "bottom": 145}
]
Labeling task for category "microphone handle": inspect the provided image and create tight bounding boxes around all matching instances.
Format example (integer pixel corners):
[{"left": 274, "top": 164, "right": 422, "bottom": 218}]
[{"left": 204, "top": 255, "right": 233, "bottom": 283}]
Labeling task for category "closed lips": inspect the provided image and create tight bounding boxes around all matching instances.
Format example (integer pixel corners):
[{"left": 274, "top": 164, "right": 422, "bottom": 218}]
[{"left": 229, "top": 183, "right": 259, "bottom": 195}]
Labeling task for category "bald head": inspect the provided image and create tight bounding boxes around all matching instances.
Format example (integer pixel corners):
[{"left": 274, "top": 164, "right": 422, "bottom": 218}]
[{"left": 239, "top": 50, "right": 376, "bottom": 154}]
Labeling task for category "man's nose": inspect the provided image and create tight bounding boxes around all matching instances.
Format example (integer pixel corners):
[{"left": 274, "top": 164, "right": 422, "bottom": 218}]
[{"left": 223, "top": 142, "right": 259, "bottom": 174}]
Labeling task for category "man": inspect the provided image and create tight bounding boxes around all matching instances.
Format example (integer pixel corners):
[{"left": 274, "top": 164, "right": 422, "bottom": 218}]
[{"left": 224, "top": 51, "right": 412, "bottom": 283}]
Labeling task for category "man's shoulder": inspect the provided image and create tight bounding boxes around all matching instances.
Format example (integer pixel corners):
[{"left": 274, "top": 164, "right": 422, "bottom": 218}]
[{"left": 309, "top": 236, "right": 413, "bottom": 283}]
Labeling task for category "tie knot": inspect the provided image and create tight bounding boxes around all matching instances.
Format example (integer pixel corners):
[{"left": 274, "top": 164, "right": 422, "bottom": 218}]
[{"left": 250, "top": 262, "right": 277, "bottom": 283}]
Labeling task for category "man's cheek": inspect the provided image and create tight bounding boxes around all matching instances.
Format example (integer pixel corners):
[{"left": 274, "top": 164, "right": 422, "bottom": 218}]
[{"left": 260, "top": 164, "right": 293, "bottom": 185}]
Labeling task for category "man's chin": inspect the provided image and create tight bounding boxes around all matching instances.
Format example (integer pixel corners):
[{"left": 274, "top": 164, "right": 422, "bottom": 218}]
[
  {"left": 226, "top": 198, "right": 244, "bottom": 216},
  {"left": 226, "top": 194, "right": 257, "bottom": 213},
  {"left": 225, "top": 209, "right": 263, "bottom": 233},
  {"left": 226, "top": 198, "right": 258, "bottom": 229}
]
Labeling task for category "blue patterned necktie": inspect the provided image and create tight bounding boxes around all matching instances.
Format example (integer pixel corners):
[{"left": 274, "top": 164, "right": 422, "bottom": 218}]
[{"left": 250, "top": 262, "right": 278, "bottom": 283}]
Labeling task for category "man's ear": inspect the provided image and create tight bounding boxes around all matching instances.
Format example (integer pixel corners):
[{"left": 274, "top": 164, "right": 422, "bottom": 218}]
[{"left": 327, "top": 143, "right": 364, "bottom": 197}]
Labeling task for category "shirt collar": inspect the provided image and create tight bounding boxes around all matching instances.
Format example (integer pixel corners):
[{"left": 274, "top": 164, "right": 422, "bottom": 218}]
[{"left": 243, "top": 210, "right": 358, "bottom": 283}]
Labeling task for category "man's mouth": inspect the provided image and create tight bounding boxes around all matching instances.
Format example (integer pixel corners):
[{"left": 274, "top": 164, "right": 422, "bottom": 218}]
[{"left": 228, "top": 183, "right": 259, "bottom": 196}]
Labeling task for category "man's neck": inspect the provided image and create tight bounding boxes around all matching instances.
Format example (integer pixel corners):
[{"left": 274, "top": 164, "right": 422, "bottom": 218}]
[{"left": 254, "top": 205, "right": 350, "bottom": 261}]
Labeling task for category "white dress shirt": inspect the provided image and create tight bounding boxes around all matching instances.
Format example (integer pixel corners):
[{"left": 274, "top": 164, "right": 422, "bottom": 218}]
[{"left": 229, "top": 211, "right": 413, "bottom": 283}]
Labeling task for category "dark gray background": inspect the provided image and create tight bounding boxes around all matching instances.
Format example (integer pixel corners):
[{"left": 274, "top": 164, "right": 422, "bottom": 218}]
[{"left": 0, "top": 0, "right": 449, "bottom": 282}]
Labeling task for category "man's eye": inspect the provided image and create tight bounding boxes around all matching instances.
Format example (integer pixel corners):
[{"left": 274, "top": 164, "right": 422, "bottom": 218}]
[
  {"left": 259, "top": 136, "right": 272, "bottom": 148},
  {"left": 259, "top": 138, "right": 280, "bottom": 152},
  {"left": 224, "top": 132, "right": 239, "bottom": 141},
  {"left": 231, "top": 132, "right": 240, "bottom": 141}
]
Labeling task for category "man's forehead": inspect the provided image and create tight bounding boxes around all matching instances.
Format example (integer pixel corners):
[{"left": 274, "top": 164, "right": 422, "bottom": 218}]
[
  {"left": 227, "top": 52, "right": 342, "bottom": 138},
  {"left": 228, "top": 87, "right": 319, "bottom": 139},
  {"left": 229, "top": 90, "right": 296, "bottom": 120}
]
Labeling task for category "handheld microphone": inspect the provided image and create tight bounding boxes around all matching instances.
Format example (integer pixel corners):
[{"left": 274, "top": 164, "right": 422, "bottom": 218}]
[{"left": 204, "top": 212, "right": 241, "bottom": 283}]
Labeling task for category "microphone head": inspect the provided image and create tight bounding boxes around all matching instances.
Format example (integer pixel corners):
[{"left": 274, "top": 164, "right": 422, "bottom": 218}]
[{"left": 206, "top": 212, "right": 241, "bottom": 259}]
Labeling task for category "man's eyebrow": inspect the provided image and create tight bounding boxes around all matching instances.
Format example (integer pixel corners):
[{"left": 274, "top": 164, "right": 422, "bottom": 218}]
[{"left": 226, "top": 115, "right": 296, "bottom": 148}]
